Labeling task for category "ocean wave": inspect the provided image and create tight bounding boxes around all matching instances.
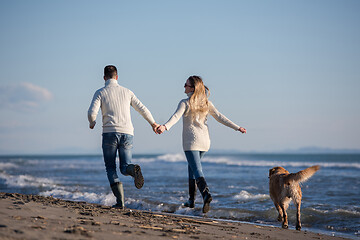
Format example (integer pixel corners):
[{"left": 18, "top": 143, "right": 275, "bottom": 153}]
[
  {"left": 157, "top": 153, "right": 186, "bottom": 162},
  {"left": 146, "top": 153, "right": 360, "bottom": 169},
  {"left": 203, "top": 157, "right": 360, "bottom": 169},
  {"left": 135, "top": 157, "right": 158, "bottom": 163},
  {"left": 128, "top": 198, "right": 179, "bottom": 212},
  {"left": 0, "top": 162, "right": 18, "bottom": 169},
  {"left": 26, "top": 159, "right": 104, "bottom": 170},
  {"left": 305, "top": 207, "right": 360, "bottom": 217},
  {"left": 334, "top": 209, "right": 360, "bottom": 216},
  {"left": 234, "top": 190, "right": 269, "bottom": 201},
  {"left": 40, "top": 188, "right": 115, "bottom": 206},
  {"left": 0, "top": 172, "right": 56, "bottom": 188},
  {"left": 136, "top": 153, "right": 185, "bottom": 163}
]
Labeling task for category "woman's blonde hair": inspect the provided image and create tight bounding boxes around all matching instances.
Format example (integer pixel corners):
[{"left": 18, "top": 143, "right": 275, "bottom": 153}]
[{"left": 187, "top": 76, "right": 210, "bottom": 120}]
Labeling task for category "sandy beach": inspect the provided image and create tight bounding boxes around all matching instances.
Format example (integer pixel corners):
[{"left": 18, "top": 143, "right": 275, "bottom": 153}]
[{"left": 0, "top": 192, "right": 350, "bottom": 240}]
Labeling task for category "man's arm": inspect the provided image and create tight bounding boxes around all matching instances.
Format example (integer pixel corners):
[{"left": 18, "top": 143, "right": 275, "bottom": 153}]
[
  {"left": 88, "top": 91, "right": 101, "bottom": 129},
  {"left": 130, "top": 92, "right": 156, "bottom": 126}
]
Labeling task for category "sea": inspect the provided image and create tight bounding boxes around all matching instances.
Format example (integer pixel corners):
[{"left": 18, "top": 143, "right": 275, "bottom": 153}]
[{"left": 0, "top": 153, "right": 359, "bottom": 239}]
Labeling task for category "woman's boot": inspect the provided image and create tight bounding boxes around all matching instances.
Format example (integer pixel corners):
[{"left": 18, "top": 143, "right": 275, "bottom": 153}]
[
  {"left": 196, "top": 177, "right": 212, "bottom": 213},
  {"left": 126, "top": 164, "right": 144, "bottom": 189},
  {"left": 184, "top": 179, "right": 196, "bottom": 208},
  {"left": 110, "top": 182, "right": 124, "bottom": 208}
]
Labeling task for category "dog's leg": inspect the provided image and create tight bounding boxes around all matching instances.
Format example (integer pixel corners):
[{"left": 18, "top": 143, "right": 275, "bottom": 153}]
[
  {"left": 292, "top": 186, "right": 302, "bottom": 230},
  {"left": 294, "top": 198, "right": 302, "bottom": 230},
  {"left": 280, "top": 204, "right": 288, "bottom": 229},
  {"left": 274, "top": 203, "right": 283, "bottom": 222}
]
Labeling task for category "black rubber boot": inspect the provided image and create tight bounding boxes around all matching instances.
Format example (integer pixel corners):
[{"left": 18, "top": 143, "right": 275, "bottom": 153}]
[
  {"left": 196, "top": 177, "right": 212, "bottom": 213},
  {"left": 126, "top": 164, "right": 144, "bottom": 189},
  {"left": 184, "top": 179, "right": 196, "bottom": 208},
  {"left": 110, "top": 182, "right": 124, "bottom": 209}
]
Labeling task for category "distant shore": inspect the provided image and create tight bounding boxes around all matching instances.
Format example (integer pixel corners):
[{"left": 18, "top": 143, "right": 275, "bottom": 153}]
[{"left": 0, "top": 192, "right": 350, "bottom": 240}]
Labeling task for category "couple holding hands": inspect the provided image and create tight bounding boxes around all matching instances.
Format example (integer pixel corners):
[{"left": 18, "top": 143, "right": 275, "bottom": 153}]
[{"left": 88, "top": 65, "right": 246, "bottom": 213}]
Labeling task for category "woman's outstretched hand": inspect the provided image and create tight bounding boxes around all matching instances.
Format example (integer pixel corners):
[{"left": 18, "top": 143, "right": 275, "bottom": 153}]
[
  {"left": 238, "top": 127, "right": 247, "bottom": 134},
  {"left": 157, "top": 125, "right": 166, "bottom": 134}
]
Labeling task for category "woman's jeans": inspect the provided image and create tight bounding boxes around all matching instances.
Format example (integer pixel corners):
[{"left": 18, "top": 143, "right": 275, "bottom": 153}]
[
  {"left": 102, "top": 132, "right": 133, "bottom": 185},
  {"left": 184, "top": 151, "right": 206, "bottom": 180}
]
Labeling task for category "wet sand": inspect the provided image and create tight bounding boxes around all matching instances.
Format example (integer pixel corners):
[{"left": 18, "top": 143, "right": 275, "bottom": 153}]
[{"left": 0, "top": 192, "right": 349, "bottom": 240}]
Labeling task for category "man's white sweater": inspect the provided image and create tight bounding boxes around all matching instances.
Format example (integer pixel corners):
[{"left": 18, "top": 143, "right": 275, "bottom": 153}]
[
  {"left": 164, "top": 96, "right": 240, "bottom": 151},
  {"left": 88, "top": 79, "right": 155, "bottom": 135}
]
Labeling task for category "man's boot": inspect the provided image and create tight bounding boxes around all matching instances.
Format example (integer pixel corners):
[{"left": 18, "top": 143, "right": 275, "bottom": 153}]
[
  {"left": 196, "top": 177, "right": 212, "bottom": 213},
  {"left": 110, "top": 182, "right": 124, "bottom": 208},
  {"left": 126, "top": 164, "right": 144, "bottom": 189},
  {"left": 184, "top": 179, "right": 196, "bottom": 208}
]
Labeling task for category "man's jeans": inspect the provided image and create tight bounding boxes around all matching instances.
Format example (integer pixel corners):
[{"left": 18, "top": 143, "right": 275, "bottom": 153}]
[
  {"left": 184, "top": 151, "right": 206, "bottom": 180},
  {"left": 102, "top": 132, "right": 133, "bottom": 185}
]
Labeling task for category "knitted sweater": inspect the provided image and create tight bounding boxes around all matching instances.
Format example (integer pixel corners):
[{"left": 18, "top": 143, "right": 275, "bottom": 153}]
[
  {"left": 88, "top": 79, "right": 155, "bottom": 135},
  {"left": 164, "top": 96, "right": 240, "bottom": 151}
]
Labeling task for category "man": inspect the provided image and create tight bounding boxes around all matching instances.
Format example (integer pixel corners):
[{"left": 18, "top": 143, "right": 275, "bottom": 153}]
[{"left": 88, "top": 65, "right": 159, "bottom": 208}]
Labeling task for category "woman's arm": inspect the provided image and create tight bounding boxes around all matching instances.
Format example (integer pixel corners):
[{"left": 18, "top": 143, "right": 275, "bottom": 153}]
[
  {"left": 160, "top": 100, "right": 187, "bottom": 132},
  {"left": 209, "top": 101, "right": 246, "bottom": 133}
]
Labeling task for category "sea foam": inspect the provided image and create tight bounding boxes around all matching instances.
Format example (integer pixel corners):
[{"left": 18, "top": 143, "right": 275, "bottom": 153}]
[
  {"left": 0, "top": 162, "right": 18, "bottom": 169},
  {"left": 40, "top": 188, "right": 115, "bottom": 206},
  {"left": 234, "top": 190, "right": 269, "bottom": 201},
  {"left": 0, "top": 172, "right": 56, "bottom": 188}
]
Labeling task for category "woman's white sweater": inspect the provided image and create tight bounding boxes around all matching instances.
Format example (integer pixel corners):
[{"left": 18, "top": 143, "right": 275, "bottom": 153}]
[{"left": 164, "top": 95, "right": 240, "bottom": 151}]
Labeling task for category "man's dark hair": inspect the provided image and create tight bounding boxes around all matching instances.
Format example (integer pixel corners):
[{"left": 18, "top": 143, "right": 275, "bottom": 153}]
[{"left": 104, "top": 65, "right": 117, "bottom": 79}]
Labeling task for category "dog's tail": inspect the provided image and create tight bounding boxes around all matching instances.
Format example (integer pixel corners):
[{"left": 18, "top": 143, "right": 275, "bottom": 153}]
[{"left": 284, "top": 165, "right": 320, "bottom": 184}]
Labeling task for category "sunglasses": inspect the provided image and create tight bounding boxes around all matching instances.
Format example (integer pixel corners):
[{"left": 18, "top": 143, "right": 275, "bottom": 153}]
[{"left": 184, "top": 84, "right": 194, "bottom": 88}]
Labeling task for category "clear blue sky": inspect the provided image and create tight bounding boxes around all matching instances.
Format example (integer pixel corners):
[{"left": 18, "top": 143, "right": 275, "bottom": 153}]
[{"left": 0, "top": 1, "right": 359, "bottom": 154}]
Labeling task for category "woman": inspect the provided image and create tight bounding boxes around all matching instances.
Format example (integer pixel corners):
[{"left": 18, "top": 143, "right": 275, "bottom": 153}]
[{"left": 157, "top": 76, "right": 246, "bottom": 213}]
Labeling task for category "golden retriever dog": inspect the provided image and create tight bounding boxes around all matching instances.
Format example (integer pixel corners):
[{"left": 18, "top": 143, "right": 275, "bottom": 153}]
[{"left": 269, "top": 165, "right": 320, "bottom": 230}]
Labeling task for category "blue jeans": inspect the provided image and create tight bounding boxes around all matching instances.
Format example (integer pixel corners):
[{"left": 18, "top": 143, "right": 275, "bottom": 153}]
[
  {"left": 102, "top": 132, "right": 133, "bottom": 185},
  {"left": 184, "top": 151, "right": 206, "bottom": 180}
]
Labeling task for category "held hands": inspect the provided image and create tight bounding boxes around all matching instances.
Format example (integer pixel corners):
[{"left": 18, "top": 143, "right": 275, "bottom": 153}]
[
  {"left": 151, "top": 123, "right": 166, "bottom": 134},
  {"left": 151, "top": 122, "right": 160, "bottom": 134},
  {"left": 156, "top": 125, "right": 166, "bottom": 134},
  {"left": 238, "top": 127, "right": 247, "bottom": 134}
]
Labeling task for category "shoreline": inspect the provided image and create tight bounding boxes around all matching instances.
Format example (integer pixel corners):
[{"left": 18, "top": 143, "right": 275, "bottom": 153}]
[{"left": 0, "top": 192, "right": 351, "bottom": 240}]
